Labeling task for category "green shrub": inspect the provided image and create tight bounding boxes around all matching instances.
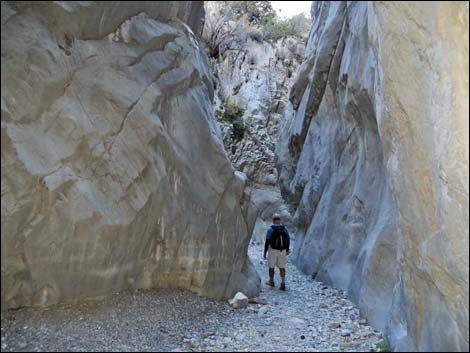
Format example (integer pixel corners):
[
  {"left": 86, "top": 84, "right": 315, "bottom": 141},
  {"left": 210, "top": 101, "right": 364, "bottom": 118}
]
[
  {"left": 287, "top": 13, "right": 311, "bottom": 39},
  {"left": 208, "top": 1, "right": 311, "bottom": 51},
  {"left": 232, "top": 118, "right": 246, "bottom": 140},
  {"left": 247, "top": 29, "right": 263, "bottom": 42},
  {"left": 263, "top": 19, "right": 291, "bottom": 41},
  {"left": 376, "top": 339, "right": 391, "bottom": 352},
  {"left": 222, "top": 99, "right": 244, "bottom": 123},
  {"left": 262, "top": 12, "right": 311, "bottom": 42},
  {"left": 227, "top": 1, "right": 276, "bottom": 25}
]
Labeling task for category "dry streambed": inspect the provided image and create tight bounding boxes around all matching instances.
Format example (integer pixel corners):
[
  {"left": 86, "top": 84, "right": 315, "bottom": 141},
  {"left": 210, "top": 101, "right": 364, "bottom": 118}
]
[{"left": 1, "top": 243, "right": 385, "bottom": 352}]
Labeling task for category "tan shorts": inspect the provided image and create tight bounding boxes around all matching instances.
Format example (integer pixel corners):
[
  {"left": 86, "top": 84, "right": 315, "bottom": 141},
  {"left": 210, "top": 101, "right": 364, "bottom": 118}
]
[{"left": 268, "top": 247, "right": 287, "bottom": 268}]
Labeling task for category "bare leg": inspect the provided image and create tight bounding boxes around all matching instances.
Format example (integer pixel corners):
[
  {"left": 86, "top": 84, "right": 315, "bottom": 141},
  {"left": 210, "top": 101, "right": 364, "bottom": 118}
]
[
  {"left": 279, "top": 268, "right": 286, "bottom": 290},
  {"left": 267, "top": 268, "right": 275, "bottom": 286}
]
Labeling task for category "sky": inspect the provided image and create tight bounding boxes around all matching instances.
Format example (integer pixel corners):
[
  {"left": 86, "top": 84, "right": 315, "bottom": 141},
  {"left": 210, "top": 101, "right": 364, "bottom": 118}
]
[{"left": 271, "top": 1, "right": 311, "bottom": 19}]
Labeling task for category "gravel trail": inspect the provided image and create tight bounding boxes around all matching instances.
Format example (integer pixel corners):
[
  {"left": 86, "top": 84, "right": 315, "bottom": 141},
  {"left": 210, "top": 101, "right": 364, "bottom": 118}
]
[{"left": 1, "top": 242, "right": 384, "bottom": 352}]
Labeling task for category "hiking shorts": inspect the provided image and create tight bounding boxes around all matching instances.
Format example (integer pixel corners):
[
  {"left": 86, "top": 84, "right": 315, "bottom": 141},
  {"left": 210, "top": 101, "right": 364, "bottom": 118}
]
[{"left": 268, "top": 247, "right": 287, "bottom": 268}]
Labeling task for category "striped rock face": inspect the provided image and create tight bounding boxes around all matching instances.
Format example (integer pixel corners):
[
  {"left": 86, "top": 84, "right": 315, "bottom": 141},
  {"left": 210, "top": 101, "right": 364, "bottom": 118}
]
[
  {"left": 1, "top": 1, "right": 260, "bottom": 310},
  {"left": 276, "top": 1, "right": 468, "bottom": 351}
]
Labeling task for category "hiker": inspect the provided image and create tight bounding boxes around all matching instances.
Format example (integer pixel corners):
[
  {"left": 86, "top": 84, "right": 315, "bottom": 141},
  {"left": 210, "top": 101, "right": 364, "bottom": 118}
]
[{"left": 264, "top": 213, "right": 290, "bottom": 290}]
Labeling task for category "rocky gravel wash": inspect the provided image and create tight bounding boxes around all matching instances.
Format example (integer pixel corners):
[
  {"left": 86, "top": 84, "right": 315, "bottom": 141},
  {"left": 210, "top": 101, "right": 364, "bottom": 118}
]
[{"left": 1, "top": 242, "right": 384, "bottom": 352}]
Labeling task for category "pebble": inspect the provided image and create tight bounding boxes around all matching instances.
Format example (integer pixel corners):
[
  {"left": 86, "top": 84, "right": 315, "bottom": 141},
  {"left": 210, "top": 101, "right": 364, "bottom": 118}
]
[
  {"left": 258, "top": 306, "right": 269, "bottom": 316},
  {"left": 18, "top": 342, "right": 28, "bottom": 349},
  {"left": 235, "top": 333, "right": 246, "bottom": 341},
  {"left": 290, "top": 317, "right": 306, "bottom": 326}
]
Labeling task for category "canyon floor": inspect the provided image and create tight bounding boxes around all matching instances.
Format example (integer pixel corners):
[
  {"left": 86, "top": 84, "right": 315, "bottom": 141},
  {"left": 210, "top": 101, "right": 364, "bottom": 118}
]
[{"left": 1, "top": 241, "right": 384, "bottom": 352}]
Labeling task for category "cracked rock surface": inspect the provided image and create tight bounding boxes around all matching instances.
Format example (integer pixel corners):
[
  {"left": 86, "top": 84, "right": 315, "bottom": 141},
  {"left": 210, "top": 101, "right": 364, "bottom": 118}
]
[
  {"left": 276, "top": 1, "right": 469, "bottom": 351},
  {"left": 1, "top": 1, "right": 259, "bottom": 309}
]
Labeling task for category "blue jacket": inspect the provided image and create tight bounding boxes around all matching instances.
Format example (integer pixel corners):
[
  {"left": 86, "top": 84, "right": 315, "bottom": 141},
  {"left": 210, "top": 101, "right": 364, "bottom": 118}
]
[{"left": 264, "top": 224, "right": 290, "bottom": 256}]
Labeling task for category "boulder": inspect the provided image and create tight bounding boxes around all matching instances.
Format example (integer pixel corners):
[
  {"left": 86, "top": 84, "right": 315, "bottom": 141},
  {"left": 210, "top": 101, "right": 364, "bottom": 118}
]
[{"left": 228, "top": 292, "right": 249, "bottom": 309}]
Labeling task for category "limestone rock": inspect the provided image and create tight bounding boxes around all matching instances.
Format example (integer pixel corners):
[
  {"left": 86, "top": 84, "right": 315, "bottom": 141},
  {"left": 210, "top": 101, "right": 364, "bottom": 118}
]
[
  {"left": 276, "top": 1, "right": 469, "bottom": 351},
  {"left": 206, "top": 8, "right": 303, "bottom": 228},
  {"left": 213, "top": 35, "right": 301, "bottom": 189},
  {"left": 1, "top": 1, "right": 260, "bottom": 310},
  {"left": 258, "top": 305, "right": 269, "bottom": 316},
  {"left": 228, "top": 292, "right": 248, "bottom": 309}
]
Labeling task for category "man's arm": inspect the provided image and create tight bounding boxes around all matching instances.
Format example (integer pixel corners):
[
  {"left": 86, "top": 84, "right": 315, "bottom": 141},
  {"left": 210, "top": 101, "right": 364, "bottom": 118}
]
[
  {"left": 264, "top": 228, "right": 272, "bottom": 258},
  {"left": 284, "top": 226, "right": 290, "bottom": 253}
]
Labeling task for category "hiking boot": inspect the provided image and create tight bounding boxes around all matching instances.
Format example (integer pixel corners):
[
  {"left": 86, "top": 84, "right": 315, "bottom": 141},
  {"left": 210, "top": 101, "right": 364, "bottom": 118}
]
[
  {"left": 266, "top": 280, "right": 275, "bottom": 287},
  {"left": 280, "top": 282, "right": 286, "bottom": 291}
]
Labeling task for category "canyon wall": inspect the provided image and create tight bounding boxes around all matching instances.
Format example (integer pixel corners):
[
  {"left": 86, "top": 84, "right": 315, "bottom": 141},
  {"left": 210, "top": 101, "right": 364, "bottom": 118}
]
[
  {"left": 276, "top": 1, "right": 469, "bottom": 351},
  {"left": 213, "top": 35, "right": 302, "bottom": 236},
  {"left": 1, "top": 1, "right": 260, "bottom": 310},
  {"left": 205, "top": 0, "right": 307, "bottom": 235}
]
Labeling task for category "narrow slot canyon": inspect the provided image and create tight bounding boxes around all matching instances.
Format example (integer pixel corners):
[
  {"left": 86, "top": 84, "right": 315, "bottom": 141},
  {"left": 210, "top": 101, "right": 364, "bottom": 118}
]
[{"left": 1, "top": 1, "right": 468, "bottom": 352}]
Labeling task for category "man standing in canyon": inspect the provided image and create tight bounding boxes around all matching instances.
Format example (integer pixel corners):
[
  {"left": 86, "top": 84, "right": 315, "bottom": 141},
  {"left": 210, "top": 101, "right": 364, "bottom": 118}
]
[{"left": 264, "top": 213, "right": 291, "bottom": 291}]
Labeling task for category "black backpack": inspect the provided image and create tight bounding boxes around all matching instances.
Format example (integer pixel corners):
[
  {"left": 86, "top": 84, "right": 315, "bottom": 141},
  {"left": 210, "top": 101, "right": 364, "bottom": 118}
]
[{"left": 270, "top": 225, "right": 288, "bottom": 251}]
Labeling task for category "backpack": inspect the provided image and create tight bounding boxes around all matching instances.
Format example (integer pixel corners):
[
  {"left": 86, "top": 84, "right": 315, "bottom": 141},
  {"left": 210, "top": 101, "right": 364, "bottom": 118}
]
[{"left": 270, "top": 225, "right": 288, "bottom": 251}]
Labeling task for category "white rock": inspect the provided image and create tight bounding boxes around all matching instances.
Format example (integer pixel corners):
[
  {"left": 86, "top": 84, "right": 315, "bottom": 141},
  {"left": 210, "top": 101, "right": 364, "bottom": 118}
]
[
  {"left": 290, "top": 317, "right": 306, "bottom": 326},
  {"left": 229, "top": 292, "right": 249, "bottom": 309},
  {"left": 0, "top": 1, "right": 261, "bottom": 309},
  {"left": 258, "top": 306, "right": 269, "bottom": 316}
]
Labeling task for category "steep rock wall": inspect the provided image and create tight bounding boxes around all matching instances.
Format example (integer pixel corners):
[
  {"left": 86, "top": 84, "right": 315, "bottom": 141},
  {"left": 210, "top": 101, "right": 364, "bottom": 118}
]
[
  {"left": 1, "top": 1, "right": 260, "bottom": 310},
  {"left": 276, "top": 1, "right": 469, "bottom": 351},
  {"left": 213, "top": 35, "right": 303, "bottom": 234}
]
